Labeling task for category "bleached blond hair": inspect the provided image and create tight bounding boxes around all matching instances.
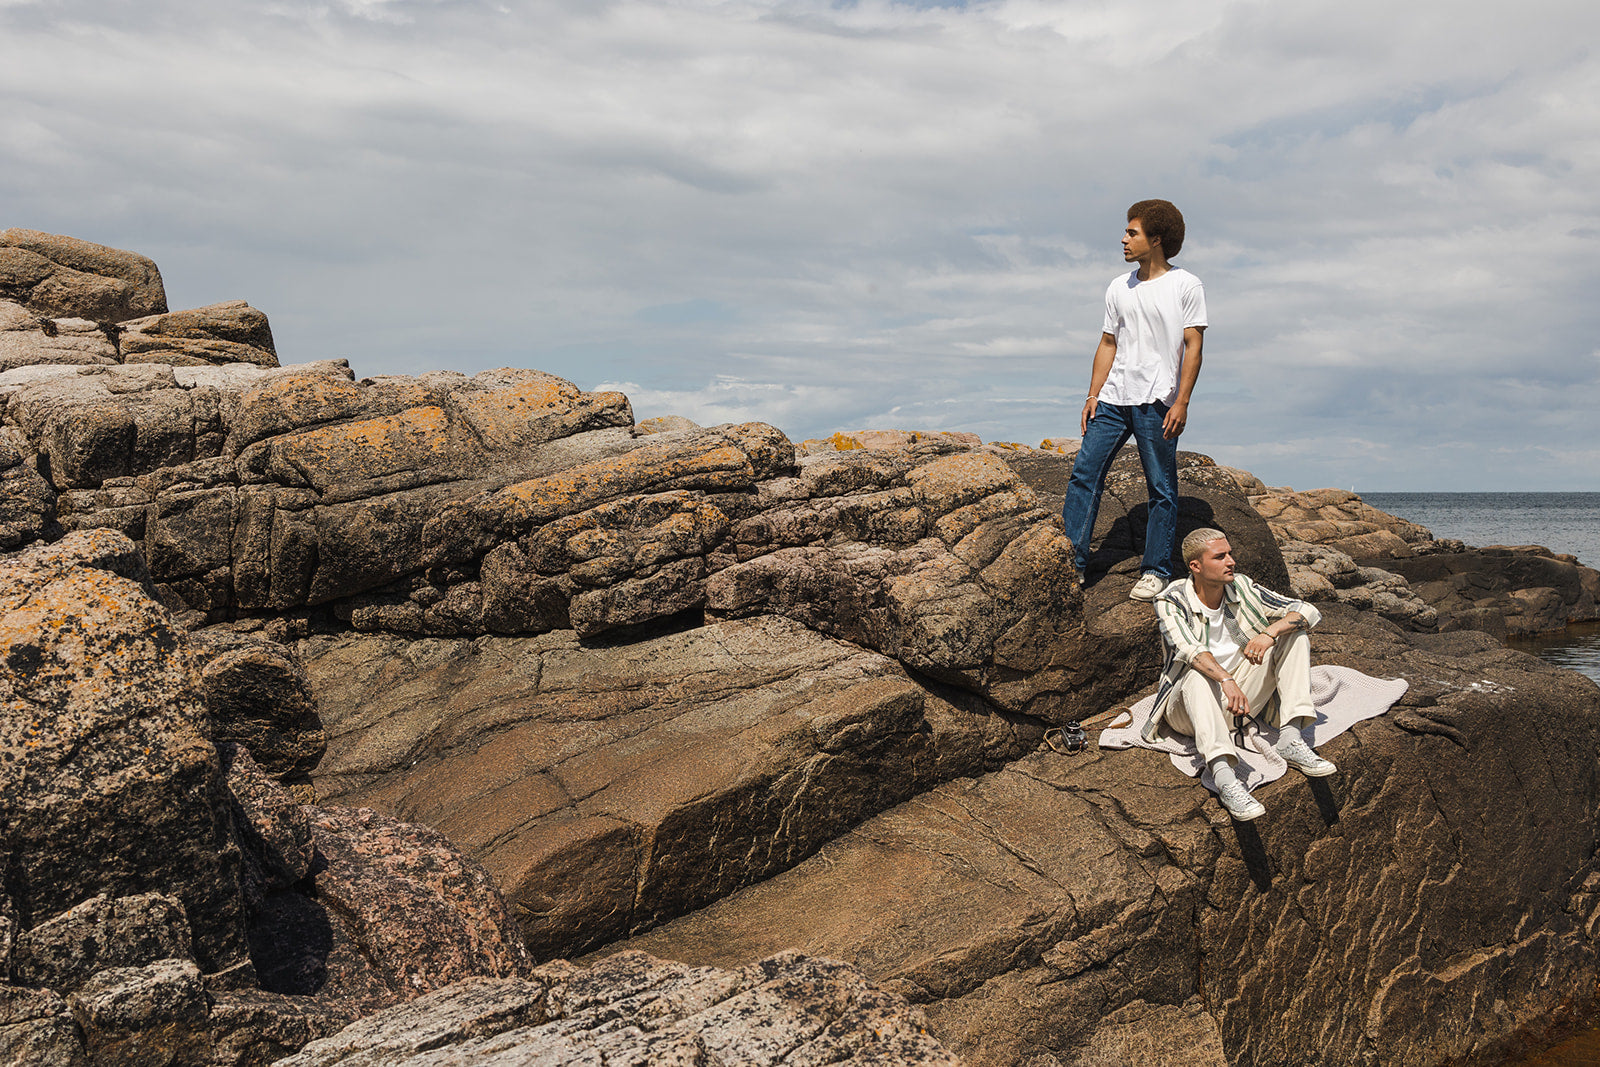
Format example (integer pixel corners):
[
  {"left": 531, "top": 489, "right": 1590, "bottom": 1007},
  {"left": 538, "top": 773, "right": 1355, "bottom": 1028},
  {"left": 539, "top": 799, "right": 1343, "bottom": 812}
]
[{"left": 1182, "top": 527, "right": 1227, "bottom": 565}]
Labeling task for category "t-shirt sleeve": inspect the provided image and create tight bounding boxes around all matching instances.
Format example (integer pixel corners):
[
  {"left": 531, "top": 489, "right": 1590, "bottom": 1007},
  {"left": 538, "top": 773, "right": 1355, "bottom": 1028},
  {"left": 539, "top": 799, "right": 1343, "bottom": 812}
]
[
  {"left": 1182, "top": 278, "right": 1208, "bottom": 329},
  {"left": 1102, "top": 280, "right": 1120, "bottom": 336}
]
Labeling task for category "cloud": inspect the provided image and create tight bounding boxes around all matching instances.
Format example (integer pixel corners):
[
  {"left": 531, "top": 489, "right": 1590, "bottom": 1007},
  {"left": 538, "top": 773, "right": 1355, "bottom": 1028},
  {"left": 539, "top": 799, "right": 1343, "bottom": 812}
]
[{"left": 1, "top": 0, "right": 1596, "bottom": 490}]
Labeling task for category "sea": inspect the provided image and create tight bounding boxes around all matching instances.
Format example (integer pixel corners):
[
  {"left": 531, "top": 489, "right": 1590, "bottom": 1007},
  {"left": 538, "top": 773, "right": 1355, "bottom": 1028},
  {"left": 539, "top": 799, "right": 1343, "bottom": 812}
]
[
  {"left": 1362, "top": 494, "right": 1600, "bottom": 1067},
  {"left": 1363, "top": 492, "right": 1600, "bottom": 685}
]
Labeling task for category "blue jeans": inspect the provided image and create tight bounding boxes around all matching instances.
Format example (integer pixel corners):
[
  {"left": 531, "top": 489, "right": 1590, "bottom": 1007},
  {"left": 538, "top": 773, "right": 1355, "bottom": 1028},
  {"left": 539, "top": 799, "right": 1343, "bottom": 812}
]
[{"left": 1060, "top": 401, "right": 1179, "bottom": 580}]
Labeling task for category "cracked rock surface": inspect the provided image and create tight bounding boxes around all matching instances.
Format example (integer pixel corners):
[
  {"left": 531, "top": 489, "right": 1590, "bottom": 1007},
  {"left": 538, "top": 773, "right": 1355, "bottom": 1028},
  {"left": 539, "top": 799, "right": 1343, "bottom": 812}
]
[{"left": 610, "top": 607, "right": 1600, "bottom": 1067}]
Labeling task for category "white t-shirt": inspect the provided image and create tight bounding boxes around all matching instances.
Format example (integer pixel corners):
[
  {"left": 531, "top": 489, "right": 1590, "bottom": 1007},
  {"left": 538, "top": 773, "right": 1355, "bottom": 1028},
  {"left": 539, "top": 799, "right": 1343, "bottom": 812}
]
[
  {"left": 1098, "top": 267, "right": 1207, "bottom": 407},
  {"left": 1200, "top": 601, "right": 1244, "bottom": 672}
]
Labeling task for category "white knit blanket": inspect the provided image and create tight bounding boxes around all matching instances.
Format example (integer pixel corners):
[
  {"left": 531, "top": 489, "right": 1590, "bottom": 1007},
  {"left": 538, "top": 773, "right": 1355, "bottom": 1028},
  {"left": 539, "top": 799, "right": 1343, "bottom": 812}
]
[{"left": 1097, "top": 665, "right": 1408, "bottom": 792}]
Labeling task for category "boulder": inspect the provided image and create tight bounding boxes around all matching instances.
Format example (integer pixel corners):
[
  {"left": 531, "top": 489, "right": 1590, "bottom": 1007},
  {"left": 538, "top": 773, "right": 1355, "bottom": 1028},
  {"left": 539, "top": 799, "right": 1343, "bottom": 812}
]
[
  {"left": 189, "top": 631, "right": 326, "bottom": 782},
  {"left": 996, "top": 444, "right": 1290, "bottom": 592},
  {"left": 0, "top": 428, "right": 55, "bottom": 550},
  {"left": 6, "top": 364, "right": 225, "bottom": 489},
  {"left": 66, "top": 959, "right": 211, "bottom": 1067},
  {"left": 247, "top": 804, "right": 531, "bottom": 1009},
  {"left": 0, "top": 230, "right": 167, "bottom": 322},
  {"left": 0, "top": 529, "right": 250, "bottom": 975},
  {"left": 1381, "top": 547, "right": 1600, "bottom": 636},
  {"left": 297, "top": 615, "right": 1038, "bottom": 960},
  {"left": 613, "top": 607, "right": 1600, "bottom": 1067},
  {"left": 117, "top": 301, "right": 278, "bottom": 368},
  {"left": 273, "top": 950, "right": 958, "bottom": 1066},
  {"left": 1279, "top": 540, "right": 1438, "bottom": 631},
  {"left": 1248, "top": 486, "right": 1432, "bottom": 559},
  {"left": 11, "top": 894, "right": 192, "bottom": 997},
  {"left": 220, "top": 745, "right": 316, "bottom": 908}
]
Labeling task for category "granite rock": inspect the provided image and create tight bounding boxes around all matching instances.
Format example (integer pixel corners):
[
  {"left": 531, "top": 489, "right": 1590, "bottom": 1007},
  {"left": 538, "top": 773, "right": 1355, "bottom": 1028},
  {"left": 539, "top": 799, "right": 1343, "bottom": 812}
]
[
  {"left": 0, "top": 529, "right": 250, "bottom": 974},
  {"left": 274, "top": 950, "right": 959, "bottom": 1066},
  {"left": 0, "top": 229, "right": 167, "bottom": 322},
  {"left": 298, "top": 615, "right": 1039, "bottom": 960},
  {"left": 117, "top": 301, "right": 278, "bottom": 369},
  {"left": 614, "top": 608, "right": 1600, "bottom": 1067}
]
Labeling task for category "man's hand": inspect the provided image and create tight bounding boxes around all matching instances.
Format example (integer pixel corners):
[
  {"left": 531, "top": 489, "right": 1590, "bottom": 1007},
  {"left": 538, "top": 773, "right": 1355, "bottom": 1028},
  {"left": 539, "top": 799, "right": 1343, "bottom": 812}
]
[
  {"left": 1220, "top": 677, "right": 1250, "bottom": 717},
  {"left": 1242, "top": 632, "right": 1275, "bottom": 665},
  {"left": 1162, "top": 399, "right": 1188, "bottom": 439},
  {"left": 1080, "top": 396, "right": 1099, "bottom": 435}
]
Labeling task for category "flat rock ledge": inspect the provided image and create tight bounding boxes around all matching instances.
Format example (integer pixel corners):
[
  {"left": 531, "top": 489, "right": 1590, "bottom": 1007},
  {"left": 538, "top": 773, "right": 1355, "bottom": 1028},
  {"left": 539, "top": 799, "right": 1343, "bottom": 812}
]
[{"left": 276, "top": 950, "right": 958, "bottom": 1066}]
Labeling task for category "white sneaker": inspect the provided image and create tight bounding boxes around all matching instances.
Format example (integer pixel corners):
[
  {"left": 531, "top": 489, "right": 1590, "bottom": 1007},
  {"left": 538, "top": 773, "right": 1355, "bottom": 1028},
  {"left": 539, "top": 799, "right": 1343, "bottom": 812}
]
[
  {"left": 1217, "top": 779, "right": 1266, "bottom": 821},
  {"left": 1278, "top": 737, "right": 1338, "bottom": 777},
  {"left": 1129, "top": 573, "right": 1166, "bottom": 601}
]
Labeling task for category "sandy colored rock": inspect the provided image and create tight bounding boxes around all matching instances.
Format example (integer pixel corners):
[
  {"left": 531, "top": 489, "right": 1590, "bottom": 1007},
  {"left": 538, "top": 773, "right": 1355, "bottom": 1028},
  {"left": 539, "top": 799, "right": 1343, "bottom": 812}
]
[
  {"left": 0, "top": 229, "right": 166, "bottom": 322},
  {"left": 117, "top": 300, "right": 278, "bottom": 368},
  {"left": 613, "top": 607, "right": 1600, "bottom": 1067},
  {"left": 0, "top": 300, "right": 117, "bottom": 371},
  {"left": 6, "top": 366, "right": 225, "bottom": 488},
  {"left": 298, "top": 615, "right": 1037, "bottom": 960}
]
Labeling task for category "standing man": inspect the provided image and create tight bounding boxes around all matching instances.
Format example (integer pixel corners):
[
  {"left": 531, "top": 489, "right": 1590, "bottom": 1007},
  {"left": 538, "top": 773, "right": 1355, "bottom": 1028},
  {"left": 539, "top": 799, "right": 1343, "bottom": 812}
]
[
  {"left": 1061, "top": 200, "right": 1207, "bottom": 600},
  {"left": 1147, "top": 528, "right": 1336, "bottom": 822}
]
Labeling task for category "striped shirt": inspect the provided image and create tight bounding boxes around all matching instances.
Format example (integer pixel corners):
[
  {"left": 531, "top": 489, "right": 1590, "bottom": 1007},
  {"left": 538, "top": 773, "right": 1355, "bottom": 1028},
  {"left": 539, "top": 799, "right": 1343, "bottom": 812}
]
[{"left": 1142, "top": 574, "right": 1321, "bottom": 743}]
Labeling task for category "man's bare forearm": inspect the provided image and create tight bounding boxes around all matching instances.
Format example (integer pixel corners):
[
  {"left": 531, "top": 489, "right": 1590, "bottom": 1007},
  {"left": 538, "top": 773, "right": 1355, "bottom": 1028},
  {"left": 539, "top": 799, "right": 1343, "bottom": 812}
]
[
  {"left": 1087, "top": 334, "right": 1117, "bottom": 398},
  {"left": 1081, "top": 334, "right": 1118, "bottom": 432},
  {"left": 1190, "top": 651, "right": 1232, "bottom": 684},
  {"left": 1173, "top": 327, "right": 1204, "bottom": 405}
]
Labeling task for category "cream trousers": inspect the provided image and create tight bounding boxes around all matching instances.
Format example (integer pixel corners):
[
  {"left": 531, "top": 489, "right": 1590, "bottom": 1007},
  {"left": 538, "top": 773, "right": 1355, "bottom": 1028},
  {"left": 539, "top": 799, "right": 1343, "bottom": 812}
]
[{"left": 1165, "top": 629, "right": 1315, "bottom": 765}]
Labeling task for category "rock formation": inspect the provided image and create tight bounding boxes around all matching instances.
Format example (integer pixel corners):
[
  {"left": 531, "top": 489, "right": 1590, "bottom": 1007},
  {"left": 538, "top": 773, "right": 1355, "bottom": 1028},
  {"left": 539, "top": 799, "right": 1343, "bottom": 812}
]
[
  {"left": 2, "top": 233, "right": 1598, "bottom": 1066},
  {"left": 0, "top": 530, "right": 534, "bottom": 1065},
  {"left": 1232, "top": 479, "right": 1600, "bottom": 638},
  {"left": 274, "top": 951, "right": 957, "bottom": 1066}
]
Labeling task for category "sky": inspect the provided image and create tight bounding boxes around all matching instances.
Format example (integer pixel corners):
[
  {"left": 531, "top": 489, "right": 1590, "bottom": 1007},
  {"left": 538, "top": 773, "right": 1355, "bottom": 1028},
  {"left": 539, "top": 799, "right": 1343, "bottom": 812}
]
[{"left": 2, "top": 0, "right": 1597, "bottom": 491}]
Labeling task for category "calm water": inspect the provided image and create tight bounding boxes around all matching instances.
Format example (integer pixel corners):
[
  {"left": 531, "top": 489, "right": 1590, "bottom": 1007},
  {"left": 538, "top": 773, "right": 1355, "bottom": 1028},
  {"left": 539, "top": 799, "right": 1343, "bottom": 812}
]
[{"left": 1364, "top": 493, "right": 1600, "bottom": 684}]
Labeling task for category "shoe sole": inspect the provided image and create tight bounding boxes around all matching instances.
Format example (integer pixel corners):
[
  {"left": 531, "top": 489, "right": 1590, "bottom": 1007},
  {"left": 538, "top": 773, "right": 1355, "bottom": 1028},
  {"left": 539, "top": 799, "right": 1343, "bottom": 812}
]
[
  {"left": 1128, "top": 586, "right": 1161, "bottom": 602},
  {"left": 1225, "top": 803, "right": 1265, "bottom": 821},
  {"left": 1291, "top": 762, "right": 1338, "bottom": 778}
]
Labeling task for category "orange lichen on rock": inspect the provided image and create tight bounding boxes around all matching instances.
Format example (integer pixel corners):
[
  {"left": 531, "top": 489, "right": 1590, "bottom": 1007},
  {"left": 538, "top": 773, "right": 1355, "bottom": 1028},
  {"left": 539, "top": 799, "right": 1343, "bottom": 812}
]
[{"left": 271, "top": 407, "right": 454, "bottom": 490}]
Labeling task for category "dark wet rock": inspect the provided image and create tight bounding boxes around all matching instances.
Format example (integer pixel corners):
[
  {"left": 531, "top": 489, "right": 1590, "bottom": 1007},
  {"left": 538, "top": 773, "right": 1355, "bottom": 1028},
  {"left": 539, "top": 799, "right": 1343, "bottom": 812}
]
[
  {"left": 0, "top": 985, "right": 86, "bottom": 1067},
  {"left": 0, "top": 229, "right": 166, "bottom": 323},
  {"left": 191, "top": 632, "right": 326, "bottom": 782},
  {"left": 297, "top": 615, "right": 1039, "bottom": 960},
  {"left": 274, "top": 950, "right": 959, "bottom": 1066},
  {"left": 220, "top": 746, "right": 316, "bottom": 909},
  {"left": 0, "top": 529, "right": 249, "bottom": 975},
  {"left": 0, "top": 428, "right": 55, "bottom": 550},
  {"left": 1381, "top": 546, "right": 1600, "bottom": 636},
  {"left": 612, "top": 606, "right": 1600, "bottom": 1067}
]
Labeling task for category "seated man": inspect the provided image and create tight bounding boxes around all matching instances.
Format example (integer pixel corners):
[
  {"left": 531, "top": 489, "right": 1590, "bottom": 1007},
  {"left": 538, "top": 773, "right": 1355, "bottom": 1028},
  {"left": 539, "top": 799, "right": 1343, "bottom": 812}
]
[{"left": 1144, "top": 527, "right": 1336, "bottom": 821}]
